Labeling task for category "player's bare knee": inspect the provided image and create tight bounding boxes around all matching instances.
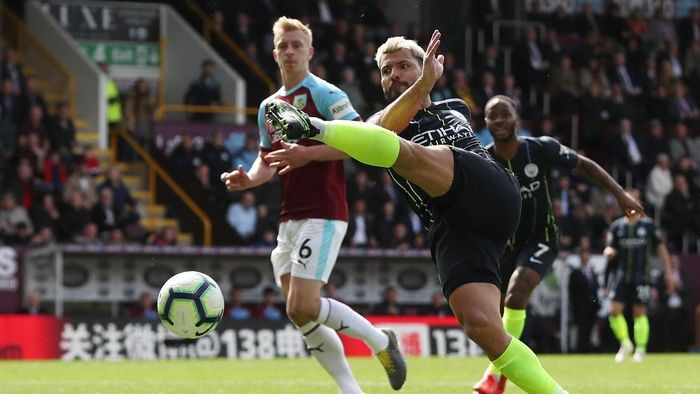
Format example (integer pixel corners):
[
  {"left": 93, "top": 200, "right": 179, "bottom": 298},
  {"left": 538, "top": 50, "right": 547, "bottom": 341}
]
[{"left": 286, "top": 297, "right": 320, "bottom": 324}]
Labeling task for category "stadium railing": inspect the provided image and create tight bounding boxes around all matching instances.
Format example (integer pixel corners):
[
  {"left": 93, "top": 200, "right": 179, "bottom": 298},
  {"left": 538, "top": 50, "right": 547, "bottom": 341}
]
[
  {"left": 153, "top": 104, "right": 258, "bottom": 121},
  {"left": 110, "top": 127, "right": 212, "bottom": 246}
]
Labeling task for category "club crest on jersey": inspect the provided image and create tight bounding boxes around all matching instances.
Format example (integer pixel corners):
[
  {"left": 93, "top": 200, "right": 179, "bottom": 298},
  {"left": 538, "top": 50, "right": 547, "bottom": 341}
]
[
  {"left": 292, "top": 94, "right": 307, "bottom": 109},
  {"left": 637, "top": 226, "right": 647, "bottom": 237},
  {"left": 524, "top": 163, "right": 539, "bottom": 178}
]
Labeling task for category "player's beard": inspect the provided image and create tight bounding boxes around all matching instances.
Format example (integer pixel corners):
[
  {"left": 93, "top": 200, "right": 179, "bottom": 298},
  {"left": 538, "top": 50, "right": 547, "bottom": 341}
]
[{"left": 384, "top": 82, "right": 410, "bottom": 102}]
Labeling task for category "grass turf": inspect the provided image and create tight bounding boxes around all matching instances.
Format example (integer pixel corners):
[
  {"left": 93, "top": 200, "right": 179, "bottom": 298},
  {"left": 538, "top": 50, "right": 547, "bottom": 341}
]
[{"left": 1, "top": 354, "right": 699, "bottom": 393}]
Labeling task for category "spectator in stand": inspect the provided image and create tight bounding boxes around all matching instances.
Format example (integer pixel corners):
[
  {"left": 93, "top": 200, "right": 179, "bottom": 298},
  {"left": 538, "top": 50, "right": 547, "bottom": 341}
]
[
  {"left": 184, "top": 59, "right": 222, "bottom": 122},
  {"left": 123, "top": 79, "right": 155, "bottom": 147},
  {"left": 668, "top": 80, "right": 699, "bottom": 125},
  {"left": 226, "top": 190, "right": 257, "bottom": 241},
  {"left": 669, "top": 122, "right": 700, "bottom": 163},
  {"left": 645, "top": 153, "right": 673, "bottom": 212},
  {"left": 19, "top": 76, "right": 47, "bottom": 124},
  {"left": 195, "top": 163, "right": 227, "bottom": 210},
  {"left": 548, "top": 55, "right": 579, "bottom": 113},
  {"left": 256, "top": 286, "right": 282, "bottom": 320},
  {"left": 4, "top": 158, "right": 43, "bottom": 210},
  {"left": 430, "top": 76, "right": 453, "bottom": 102},
  {"left": 171, "top": 133, "right": 202, "bottom": 173},
  {"left": 227, "top": 287, "right": 251, "bottom": 320},
  {"left": 608, "top": 51, "right": 641, "bottom": 97},
  {"left": 663, "top": 174, "right": 699, "bottom": 251},
  {"left": 98, "top": 62, "right": 122, "bottom": 128},
  {"left": 130, "top": 292, "right": 158, "bottom": 320},
  {"left": 472, "top": 71, "right": 499, "bottom": 111},
  {"left": 99, "top": 166, "right": 138, "bottom": 216},
  {"left": 345, "top": 198, "right": 376, "bottom": 248},
  {"left": 232, "top": 135, "right": 258, "bottom": 172},
  {"left": 373, "top": 286, "right": 404, "bottom": 316},
  {"left": 608, "top": 117, "right": 644, "bottom": 186},
  {"left": 421, "top": 289, "right": 452, "bottom": 316},
  {"left": 1, "top": 47, "right": 25, "bottom": 96},
  {"left": 475, "top": 45, "right": 504, "bottom": 81},
  {"left": 43, "top": 151, "right": 67, "bottom": 194},
  {"left": 63, "top": 161, "right": 97, "bottom": 206},
  {"left": 514, "top": 26, "right": 549, "bottom": 91},
  {"left": 30, "top": 193, "right": 61, "bottom": 240},
  {"left": 74, "top": 222, "right": 102, "bottom": 245},
  {"left": 0, "top": 102, "right": 15, "bottom": 161},
  {"left": 388, "top": 222, "right": 413, "bottom": 251},
  {"left": 202, "top": 130, "right": 232, "bottom": 180},
  {"left": 17, "top": 291, "right": 46, "bottom": 315},
  {"left": 568, "top": 248, "right": 600, "bottom": 353},
  {"left": 46, "top": 102, "right": 75, "bottom": 155},
  {"left": 642, "top": 119, "right": 669, "bottom": 171},
  {"left": 0, "top": 78, "right": 20, "bottom": 125},
  {"left": 649, "top": 8, "right": 678, "bottom": 51},
  {"left": 150, "top": 226, "right": 179, "bottom": 246},
  {"left": 451, "top": 69, "right": 479, "bottom": 117},
  {"left": 337, "top": 67, "right": 367, "bottom": 118},
  {"left": 106, "top": 228, "right": 126, "bottom": 245},
  {"left": 0, "top": 192, "right": 33, "bottom": 242},
  {"left": 91, "top": 187, "right": 139, "bottom": 235},
  {"left": 61, "top": 190, "right": 92, "bottom": 241}
]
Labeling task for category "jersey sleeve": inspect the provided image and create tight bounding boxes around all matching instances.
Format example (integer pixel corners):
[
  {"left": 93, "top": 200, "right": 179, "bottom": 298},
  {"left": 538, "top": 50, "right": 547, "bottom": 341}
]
[
  {"left": 257, "top": 101, "right": 272, "bottom": 150},
  {"left": 649, "top": 221, "right": 662, "bottom": 249},
  {"left": 539, "top": 136, "right": 579, "bottom": 169},
  {"left": 314, "top": 87, "right": 360, "bottom": 121}
]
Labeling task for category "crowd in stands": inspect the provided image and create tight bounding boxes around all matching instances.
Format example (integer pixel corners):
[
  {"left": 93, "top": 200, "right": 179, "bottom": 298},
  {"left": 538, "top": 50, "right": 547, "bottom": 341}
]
[{"left": 179, "top": 1, "right": 700, "bottom": 256}]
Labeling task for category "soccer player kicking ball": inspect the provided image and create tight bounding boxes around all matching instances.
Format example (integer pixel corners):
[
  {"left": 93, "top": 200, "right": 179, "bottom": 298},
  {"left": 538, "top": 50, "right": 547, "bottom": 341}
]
[
  {"left": 473, "top": 95, "right": 645, "bottom": 393},
  {"left": 265, "top": 30, "right": 569, "bottom": 394},
  {"left": 604, "top": 212, "right": 674, "bottom": 363},
  {"left": 221, "top": 17, "right": 405, "bottom": 393}
]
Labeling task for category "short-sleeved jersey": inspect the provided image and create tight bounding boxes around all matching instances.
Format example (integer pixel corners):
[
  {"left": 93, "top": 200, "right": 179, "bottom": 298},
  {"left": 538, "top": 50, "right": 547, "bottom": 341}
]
[
  {"left": 374, "top": 98, "right": 490, "bottom": 229},
  {"left": 607, "top": 217, "right": 661, "bottom": 284},
  {"left": 258, "top": 73, "right": 360, "bottom": 222},
  {"left": 488, "top": 136, "right": 579, "bottom": 248}
]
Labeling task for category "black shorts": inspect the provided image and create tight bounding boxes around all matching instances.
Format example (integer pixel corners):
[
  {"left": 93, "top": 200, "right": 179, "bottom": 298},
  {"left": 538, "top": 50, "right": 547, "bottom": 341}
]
[
  {"left": 499, "top": 241, "right": 558, "bottom": 292},
  {"left": 612, "top": 277, "right": 651, "bottom": 305},
  {"left": 429, "top": 148, "right": 522, "bottom": 299}
]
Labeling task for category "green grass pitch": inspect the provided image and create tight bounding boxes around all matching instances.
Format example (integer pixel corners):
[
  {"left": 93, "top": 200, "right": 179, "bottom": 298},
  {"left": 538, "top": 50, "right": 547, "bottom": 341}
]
[{"left": 1, "top": 354, "right": 699, "bottom": 393}]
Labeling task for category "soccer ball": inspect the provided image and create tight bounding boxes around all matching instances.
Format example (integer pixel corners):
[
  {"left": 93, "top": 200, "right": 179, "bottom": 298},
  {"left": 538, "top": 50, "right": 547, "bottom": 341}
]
[{"left": 157, "top": 271, "right": 225, "bottom": 339}]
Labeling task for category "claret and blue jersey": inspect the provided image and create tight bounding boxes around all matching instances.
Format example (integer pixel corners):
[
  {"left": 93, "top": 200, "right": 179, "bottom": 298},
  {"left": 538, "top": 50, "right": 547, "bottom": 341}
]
[{"left": 257, "top": 73, "right": 360, "bottom": 223}]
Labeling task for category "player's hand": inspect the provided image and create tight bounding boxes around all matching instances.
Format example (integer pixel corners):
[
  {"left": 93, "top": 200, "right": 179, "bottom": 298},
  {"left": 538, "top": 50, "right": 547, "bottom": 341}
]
[
  {"left": 220, "top": 165, "right": 251, "bottom": 191},
  {"left": 264, "top": 141, "right": 312, "bottom": 176},
  {"left": 421, "top": 30, "right": 444, "bottom": 87},
  {"left": 616, "top": 191, "right": 645, "bottom": 218}
]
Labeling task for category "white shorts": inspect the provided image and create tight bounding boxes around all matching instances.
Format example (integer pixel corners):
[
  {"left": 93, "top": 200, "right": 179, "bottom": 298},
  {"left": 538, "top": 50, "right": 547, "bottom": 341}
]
[{"left": 271, "top": 219, "right": 348, "bottom": 287}]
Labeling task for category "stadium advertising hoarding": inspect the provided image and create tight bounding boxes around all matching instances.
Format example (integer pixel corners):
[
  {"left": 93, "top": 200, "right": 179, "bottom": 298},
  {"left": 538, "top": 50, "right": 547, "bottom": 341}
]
[
  {"left": 524, "top": 0, "right": 695, "bottom": 18},
  {"left": 0, "top": 316, "right": 469, "bottom": 360},
  {"left": 40, "top": 0, "right": 161, "bottom": 84},
  {"left": 0, "top": 246, "right": 22, "bottom": 314}
]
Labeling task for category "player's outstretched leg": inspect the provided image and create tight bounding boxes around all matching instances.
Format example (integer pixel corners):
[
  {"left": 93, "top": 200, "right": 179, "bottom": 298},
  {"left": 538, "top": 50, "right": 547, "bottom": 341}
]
[
  {"left": 266, "top": 99, "right": 401, "bottom": 168},
  {"left": 450, "top": 283, "right": 567, "bottom": 394},
  {"left": 317, "top": 297, "right": 407, "bottom": 390}
]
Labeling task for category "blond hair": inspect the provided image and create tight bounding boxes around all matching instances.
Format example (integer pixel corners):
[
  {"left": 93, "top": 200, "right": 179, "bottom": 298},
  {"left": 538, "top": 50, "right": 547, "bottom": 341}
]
[
  {"left": 375, "top": 36, "right": 425, "bottom": 67},
  {"left": 272, "top": 16, "right": 312, "bottom": 46}
]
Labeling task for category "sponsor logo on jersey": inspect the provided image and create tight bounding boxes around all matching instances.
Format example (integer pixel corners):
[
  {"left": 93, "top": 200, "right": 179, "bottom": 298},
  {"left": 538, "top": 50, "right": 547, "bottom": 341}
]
[
  {"left": 520, "top": 180, "right": 541, "bottom": 199},
  {"left": 329, "top": 97, "right": 354, "bottom": 119},
  {"left": 620, "top": 238, "right": 647, "bottom": 247},
  {"left": 559, "top": 144, "right": 573, "bottom": 158},
  {"left": 293, "top": 94, "right": 308, "bottom": 109},
  {"left": 524, "top": 163, "right": 539, "bottom": 178}
]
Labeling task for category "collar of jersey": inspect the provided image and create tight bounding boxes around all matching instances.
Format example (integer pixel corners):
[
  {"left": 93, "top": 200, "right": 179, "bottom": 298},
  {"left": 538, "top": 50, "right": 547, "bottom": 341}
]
[{"left": 280, "top": 73, "right": 314, "bottom": 96}]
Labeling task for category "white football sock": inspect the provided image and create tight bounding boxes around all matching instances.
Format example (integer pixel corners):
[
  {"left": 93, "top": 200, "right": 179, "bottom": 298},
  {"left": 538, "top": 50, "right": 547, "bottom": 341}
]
[
  {"left": 317, "top": 297, "right": 389, "bottom": 352},
  {"left": 299, "top": 322, "right": 362, "bottom": 394}
]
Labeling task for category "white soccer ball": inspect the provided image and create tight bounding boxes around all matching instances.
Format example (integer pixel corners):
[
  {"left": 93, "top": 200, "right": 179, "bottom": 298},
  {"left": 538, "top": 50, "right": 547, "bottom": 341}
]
[{"left": 157, "top": 271, "right": 225, "bottom": 339}]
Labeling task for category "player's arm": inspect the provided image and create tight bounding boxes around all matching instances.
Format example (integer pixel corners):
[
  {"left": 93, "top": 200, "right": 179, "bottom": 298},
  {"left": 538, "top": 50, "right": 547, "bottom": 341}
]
[
  {"left": 657, "top": 241, "right": 676, "bottom": 294},
  {"left": 369, "top": 30, "right": 444, "bottom": 133},
  {"left": 221, "top": 151, "right": 276, "bottom": 191},
  {"left": 576, "top": 155, "right": 645, "bottom": 217}
]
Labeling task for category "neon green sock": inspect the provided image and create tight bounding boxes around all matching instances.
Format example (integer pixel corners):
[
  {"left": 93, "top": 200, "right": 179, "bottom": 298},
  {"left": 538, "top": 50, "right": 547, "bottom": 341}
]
[
  {"left": 488, "top": 308, "right": 526, "bottom": 376},
  {"left": 609, "top": 314, "right": 632, "bottom": 346},
  {"left": 314, "top": 120, "right": 401, "bottom": 168},
  {"left": 492, "top": 337, "right": 565, "bottom": 394},
  {"left": 633, "top": 315, "right": 649, "bottom": 352}
]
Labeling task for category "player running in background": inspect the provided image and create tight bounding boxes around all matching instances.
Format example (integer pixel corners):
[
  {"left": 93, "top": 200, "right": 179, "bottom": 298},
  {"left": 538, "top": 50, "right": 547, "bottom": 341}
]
[
  {"left": 474, "top": 95, "right": 644, "bottom": 393},
  {"left": 266, "top": 30, "right": 568, "bottom": 394},
  {"left": 604, "top": 212, "right": 674, "bottom": 363},
  {"left": 220, "top": 17, "right": 405, "bottom": 393}
]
